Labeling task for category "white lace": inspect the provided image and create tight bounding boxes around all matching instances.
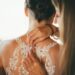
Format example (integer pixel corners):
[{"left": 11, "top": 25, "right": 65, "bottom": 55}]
[
  {"left": 35, "top": 43, "right": 56, "bottom": 75},
  {"left": 5, "top": 36, "right": 56, "bottom": 75}
]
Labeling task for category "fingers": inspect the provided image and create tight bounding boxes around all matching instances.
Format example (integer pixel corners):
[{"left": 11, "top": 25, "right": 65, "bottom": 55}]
[
  {"left": 30, "top": 33, "right": 39, "bottom": 45},
  {"left": 30, "top": 30, "right": 47, "bottom": 45},
  {"left": 33, "top": 36, "right": 48, "bottom": 45},
  {"left": 31, "top": 46, "right": 36, "bottom": 55},
  {"left": 24, "top": 58, "right": 30, "bottom": 71},
  {"left": 24, "top": 51, "right": 36, "bottom": 68},
  {"left": 24, "top": 51, "right": 45, "bottom": 75},
  {"left": 28, "top": 26, "right": 52, "bottom": 45},
  {"left": 28, "top": 51, "right": 36, "bottom": 62},
  {"left": 27, "top": 29, "right": 38, "bottom": 45},
  {"left": 24, "top": 51, "right": 37, "bottom": 73}
]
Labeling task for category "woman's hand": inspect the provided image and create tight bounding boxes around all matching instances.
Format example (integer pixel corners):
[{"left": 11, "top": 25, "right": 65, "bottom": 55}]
[
  {"left": 28, "top": 25, "right": 52, "bottom": 45},
  {"left": 28, "top": 25, "right": 59, "bottom": 45},
  {"left": 24, "top": 50, "right": 47, "bottom": 75}
]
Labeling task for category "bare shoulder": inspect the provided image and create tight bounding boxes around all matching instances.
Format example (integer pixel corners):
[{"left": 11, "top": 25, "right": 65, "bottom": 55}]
[
  {"left": 2, "top": 40, "right": 18, "bottom": 54},
  {"left": 1, "top": 40, "right": 18, "bottom": 67},
  {"left": 1, "top": 34, "right": 27, "bottom": 67},
  {"left": 2, "top": 34, "right": 27, "bottom": 58}
]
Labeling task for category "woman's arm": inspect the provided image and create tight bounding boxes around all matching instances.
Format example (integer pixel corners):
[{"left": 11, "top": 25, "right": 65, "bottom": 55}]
[{"left": 24, "top": 50, "right": 47, "bottom": 75}]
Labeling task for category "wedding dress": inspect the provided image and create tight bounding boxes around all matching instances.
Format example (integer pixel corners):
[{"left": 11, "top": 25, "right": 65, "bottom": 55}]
[{"left": 2, "top": 34, "right": 57, "bottom": 75}]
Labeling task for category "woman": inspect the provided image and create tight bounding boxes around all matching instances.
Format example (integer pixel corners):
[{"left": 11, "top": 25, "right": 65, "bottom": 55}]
[
  {"left": 0, "top": 0, "right": 59, "bottom": 75},
  {"left": 27, "top": 0, "right": 75, "bottom": 75}
]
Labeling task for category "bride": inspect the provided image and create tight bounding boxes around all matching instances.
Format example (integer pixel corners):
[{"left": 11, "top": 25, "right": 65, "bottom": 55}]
[{"left": 0, "top": 0, "right": 59, "bottom": 75}]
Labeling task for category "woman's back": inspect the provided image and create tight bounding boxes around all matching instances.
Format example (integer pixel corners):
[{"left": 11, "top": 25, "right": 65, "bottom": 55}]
[{"left": 1, "top": 32, "right": 59, "bottom": 75}]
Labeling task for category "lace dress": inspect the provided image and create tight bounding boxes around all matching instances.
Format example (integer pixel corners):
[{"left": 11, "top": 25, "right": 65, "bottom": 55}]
[{"left": 2, "top": 35, "right": 57, "bottom": 75}]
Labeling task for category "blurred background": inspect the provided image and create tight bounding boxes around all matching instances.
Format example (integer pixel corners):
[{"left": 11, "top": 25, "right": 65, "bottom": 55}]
[
  {"left": 0, "top": 0, "right": 29, "bottom": 52},
  {"left": 0, "top": 0, "right": 29, "bottom": 41}
]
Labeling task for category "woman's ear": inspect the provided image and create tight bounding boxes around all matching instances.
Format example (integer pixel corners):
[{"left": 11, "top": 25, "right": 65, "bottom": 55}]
[{"left": 25, "top": 7, "right": 29, "bottom": 16}]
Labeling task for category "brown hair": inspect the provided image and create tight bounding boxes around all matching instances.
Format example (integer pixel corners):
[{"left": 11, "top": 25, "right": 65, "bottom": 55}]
[{"left": 60, "top": 0, "right": 75, "bottom": 75}]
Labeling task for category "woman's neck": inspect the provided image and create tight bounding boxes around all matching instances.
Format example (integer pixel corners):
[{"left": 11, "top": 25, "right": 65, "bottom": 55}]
[
  {"left": 27, "top": 20, "right": 46, "bottom": 34},
  {"left": 27, "top": 11, "right": 47, "bottom": 34}
]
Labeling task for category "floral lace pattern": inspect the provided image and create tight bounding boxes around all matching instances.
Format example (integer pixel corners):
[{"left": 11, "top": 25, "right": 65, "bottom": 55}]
[
  {"left": 5, "top": 37, "right": 56, "bottom": 75},
  {"left": 35, "top": 43, "right": 56, "bottom": 75}
]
